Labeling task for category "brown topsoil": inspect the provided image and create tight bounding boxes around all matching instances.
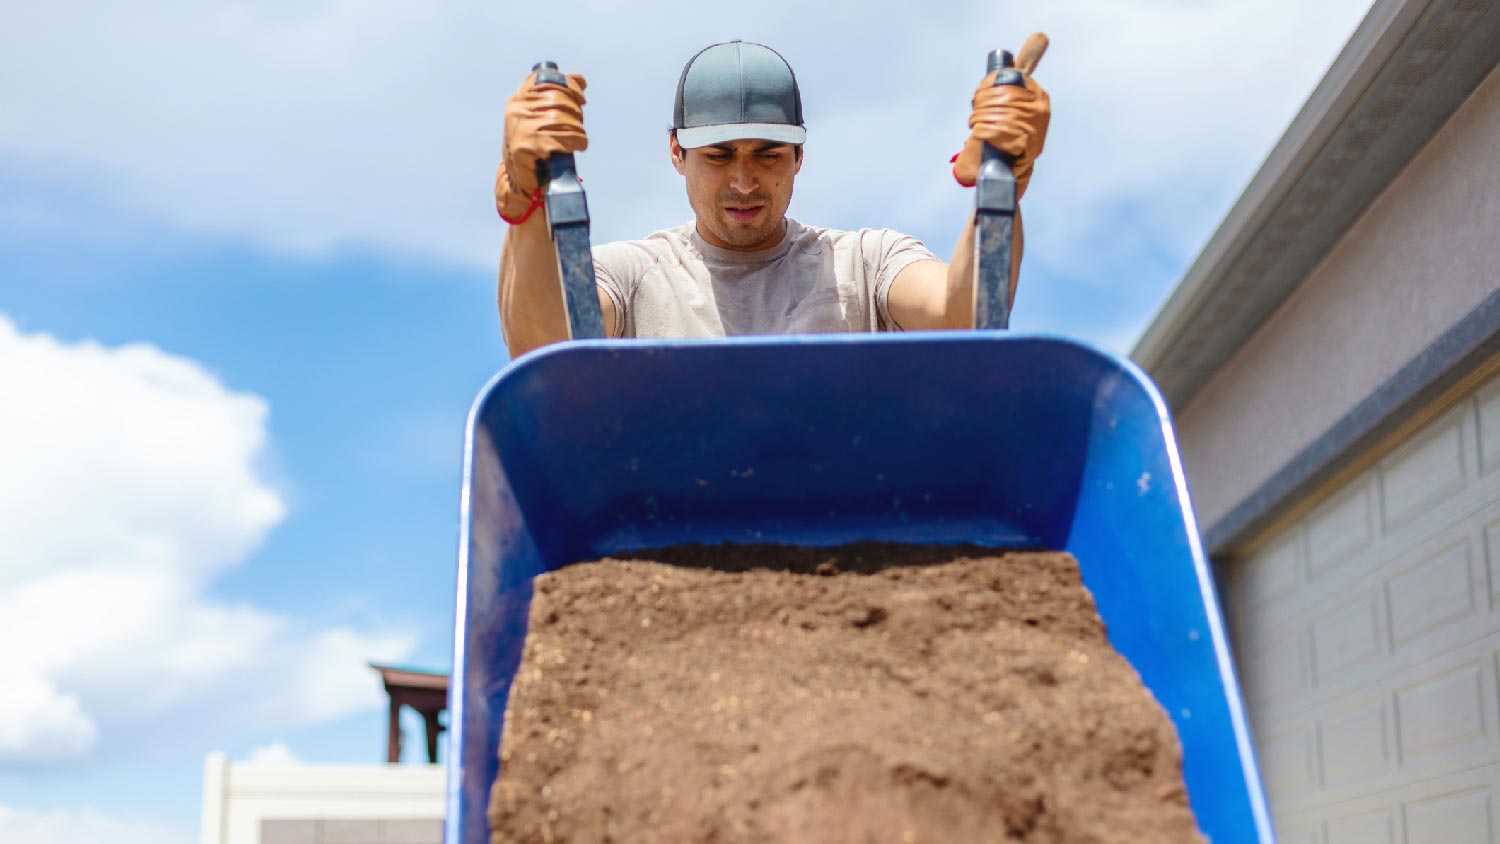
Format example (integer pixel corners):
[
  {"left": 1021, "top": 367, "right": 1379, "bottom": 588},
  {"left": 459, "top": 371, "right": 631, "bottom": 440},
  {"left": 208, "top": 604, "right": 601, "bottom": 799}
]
[{"left": 490, "top": 544, "right": 1205, "bottom": 844}]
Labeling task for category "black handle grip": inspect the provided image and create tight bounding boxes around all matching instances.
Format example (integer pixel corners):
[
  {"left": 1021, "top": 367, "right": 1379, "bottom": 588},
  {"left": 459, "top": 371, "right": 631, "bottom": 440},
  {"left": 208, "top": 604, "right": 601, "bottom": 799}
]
[
  {"left": 529, "top": 60, "right": 604, "bottom": 341},
  {"left": 978, "top": 49, "right": 1024, "bottom": 195},
  {"left": 532, "top": 61, "right": 565, "bottom": 87},
  {"left": 987, "top": 49, "right": 1025, "bottom": 87},
  {"left": 973, "top": 48, "right": 1026, "bottom": 331},
  {"left": 530, "top": 62, "right": 570, "bottom": 191}
]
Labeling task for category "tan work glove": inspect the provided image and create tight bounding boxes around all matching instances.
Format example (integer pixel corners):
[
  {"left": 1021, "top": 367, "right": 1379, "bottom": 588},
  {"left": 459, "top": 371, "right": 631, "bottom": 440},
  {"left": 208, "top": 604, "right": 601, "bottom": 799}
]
[
  {"left": 495, "top": 69, "right": 589, "bottom": 224},
  {"left": 952, "top": 33, "right": 1050, "bottom": 200}
]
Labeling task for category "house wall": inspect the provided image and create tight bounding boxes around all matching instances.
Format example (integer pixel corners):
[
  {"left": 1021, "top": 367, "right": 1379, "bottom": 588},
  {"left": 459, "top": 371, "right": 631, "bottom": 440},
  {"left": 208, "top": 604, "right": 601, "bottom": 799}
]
[
  {"left": 1174, "top": 62, "right": 1500, "bottom": 533},
  {"left": 200, "top": 754, "right": 444, "bottom": 844}
]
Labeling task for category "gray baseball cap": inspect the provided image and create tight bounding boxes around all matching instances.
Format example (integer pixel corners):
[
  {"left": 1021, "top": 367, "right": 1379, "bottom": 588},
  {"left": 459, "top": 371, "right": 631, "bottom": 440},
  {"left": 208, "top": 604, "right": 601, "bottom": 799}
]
[{"left": 672, "top": 41, "right": 806, "bottom": 149}]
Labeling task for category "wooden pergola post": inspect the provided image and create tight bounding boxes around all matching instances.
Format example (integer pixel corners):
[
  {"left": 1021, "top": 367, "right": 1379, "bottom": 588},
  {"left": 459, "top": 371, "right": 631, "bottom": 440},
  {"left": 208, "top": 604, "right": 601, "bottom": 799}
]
[{"left": 371, "top": 663, "right": 450, "bottom": 764}]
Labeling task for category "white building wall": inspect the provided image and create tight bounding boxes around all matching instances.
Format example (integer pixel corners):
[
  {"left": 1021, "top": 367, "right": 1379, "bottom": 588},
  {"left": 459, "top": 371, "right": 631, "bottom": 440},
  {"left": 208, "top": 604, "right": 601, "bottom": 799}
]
[{"left": 201, "top": 754, "right": 444, "bottom": 844}]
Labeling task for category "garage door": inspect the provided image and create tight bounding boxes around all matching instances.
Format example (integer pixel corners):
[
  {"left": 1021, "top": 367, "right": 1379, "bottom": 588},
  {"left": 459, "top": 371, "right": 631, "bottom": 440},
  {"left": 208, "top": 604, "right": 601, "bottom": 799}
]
[{"left": 1230, "top": 369, "right": 1500, "bottom": 844}]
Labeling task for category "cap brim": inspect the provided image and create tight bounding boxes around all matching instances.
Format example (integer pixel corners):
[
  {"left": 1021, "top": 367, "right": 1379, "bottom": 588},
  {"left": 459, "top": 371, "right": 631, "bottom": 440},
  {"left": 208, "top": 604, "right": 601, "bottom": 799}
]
[{"left": 676, "top": 123, "right": 807, "bottom": 148}]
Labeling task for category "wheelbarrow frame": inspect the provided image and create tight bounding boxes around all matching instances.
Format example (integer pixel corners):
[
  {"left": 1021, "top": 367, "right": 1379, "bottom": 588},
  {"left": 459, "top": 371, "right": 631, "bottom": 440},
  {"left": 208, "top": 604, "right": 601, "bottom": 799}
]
[{"left": 444, "top": 332, "right": 1276, "bottom": 844}]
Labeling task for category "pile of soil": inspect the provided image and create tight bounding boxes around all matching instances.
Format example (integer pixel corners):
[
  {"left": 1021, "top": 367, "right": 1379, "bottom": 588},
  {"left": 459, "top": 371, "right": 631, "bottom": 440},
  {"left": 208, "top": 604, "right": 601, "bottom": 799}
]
[{"left": 490, "top": 544, "right": 1203, "bottom": 844}]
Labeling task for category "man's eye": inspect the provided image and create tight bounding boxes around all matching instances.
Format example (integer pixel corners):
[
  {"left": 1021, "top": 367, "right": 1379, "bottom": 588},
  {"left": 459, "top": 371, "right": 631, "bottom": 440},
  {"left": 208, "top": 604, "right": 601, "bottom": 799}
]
[{"left": 707, "top": 154, "right": 731, "bottom": 163}]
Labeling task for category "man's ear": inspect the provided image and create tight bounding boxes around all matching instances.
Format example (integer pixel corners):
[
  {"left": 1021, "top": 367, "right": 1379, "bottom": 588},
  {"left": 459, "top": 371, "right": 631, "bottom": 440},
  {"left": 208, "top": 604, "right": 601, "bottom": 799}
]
[
  {"left": 669, "top": 133, "right": 687, "bottom": 175},
  {"left": 793, "top": 145, "right": 804, "bottom": 175}
]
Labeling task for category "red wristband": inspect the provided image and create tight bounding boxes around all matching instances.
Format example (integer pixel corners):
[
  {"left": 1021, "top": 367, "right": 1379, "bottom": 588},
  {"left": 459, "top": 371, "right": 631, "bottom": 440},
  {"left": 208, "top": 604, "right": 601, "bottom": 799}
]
[
  {"left": 950, "top": 151, "right": 975, "bottom": 188},
  {"left": 498, "top": 188, "right": 544, "bottom": 225}
]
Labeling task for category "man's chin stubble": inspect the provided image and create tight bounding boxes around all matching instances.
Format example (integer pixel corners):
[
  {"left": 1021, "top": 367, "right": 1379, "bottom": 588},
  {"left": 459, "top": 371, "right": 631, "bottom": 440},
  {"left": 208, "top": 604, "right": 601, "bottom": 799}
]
[{"left": 721, "top": 215, "right": 783, "bottom": 248}]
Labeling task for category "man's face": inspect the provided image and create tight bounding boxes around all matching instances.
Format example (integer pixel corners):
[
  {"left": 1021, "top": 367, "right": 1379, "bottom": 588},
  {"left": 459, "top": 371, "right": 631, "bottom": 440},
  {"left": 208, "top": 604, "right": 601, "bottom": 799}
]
[{"left": 671, "top": 135, "right": 803, "bottom": 251}]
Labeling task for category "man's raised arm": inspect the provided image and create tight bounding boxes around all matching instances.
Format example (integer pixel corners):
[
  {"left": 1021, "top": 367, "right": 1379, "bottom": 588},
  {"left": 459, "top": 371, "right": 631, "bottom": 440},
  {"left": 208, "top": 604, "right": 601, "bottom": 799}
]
[
  {"left": 495, "top": 70, "right": 615, "bottom": 358},
  {"left": 887, "top": 34, "right": 1050, "bottom": 331}
]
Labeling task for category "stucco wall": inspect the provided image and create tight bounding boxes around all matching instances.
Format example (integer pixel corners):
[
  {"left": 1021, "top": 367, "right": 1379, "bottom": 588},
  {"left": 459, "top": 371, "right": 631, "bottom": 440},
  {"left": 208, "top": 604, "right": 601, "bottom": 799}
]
[{"left": 1175, "top": 62, "right": 1500, "bottom": 533}]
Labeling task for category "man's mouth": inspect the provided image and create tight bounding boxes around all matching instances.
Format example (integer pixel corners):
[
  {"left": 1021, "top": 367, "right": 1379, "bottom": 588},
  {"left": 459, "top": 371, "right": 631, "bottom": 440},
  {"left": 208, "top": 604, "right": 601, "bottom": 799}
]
[{"left": 723, "top": 204, "right": 764, "bottom": 223}]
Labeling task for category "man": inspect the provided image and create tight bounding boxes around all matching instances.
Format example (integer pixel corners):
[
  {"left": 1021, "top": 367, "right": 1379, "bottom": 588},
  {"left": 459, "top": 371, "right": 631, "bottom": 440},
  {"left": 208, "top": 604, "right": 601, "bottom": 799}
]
[{"left": 496, "top": 37, "right": 1049, "bottom": 357}]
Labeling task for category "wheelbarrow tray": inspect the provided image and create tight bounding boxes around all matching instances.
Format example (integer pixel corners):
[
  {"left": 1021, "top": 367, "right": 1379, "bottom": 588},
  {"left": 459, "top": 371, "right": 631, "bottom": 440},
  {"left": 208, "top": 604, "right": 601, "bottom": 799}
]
[{"left": 446, "top": 331, "right": 1274, "bottom": 844}]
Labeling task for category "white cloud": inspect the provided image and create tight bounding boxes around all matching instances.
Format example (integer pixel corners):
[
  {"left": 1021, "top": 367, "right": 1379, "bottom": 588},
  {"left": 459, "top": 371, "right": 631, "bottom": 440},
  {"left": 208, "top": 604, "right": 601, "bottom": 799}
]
[
  {"left": 0, "top": 1, "right": 1372, "bottom": 281},
  {"left": 0, "top": 0, "right": 513, "bottom": 265},
  {"left": 0, "top": 327, "right": 282, "bottom": 589},
  {"left": 0, "top": 675, "right": 96, "bottom": 765},
  {"left": 245, "top": 740, "right": 300, "bottom": 765},
  {"left": 996, "top": 0, "right": 1375, "bottom": 266},
  {"left": 0, "top": 316, "right": 415, "bottom": 767},
  {"left": 0, "top": 804, "right": 183, "bottom": 844}
]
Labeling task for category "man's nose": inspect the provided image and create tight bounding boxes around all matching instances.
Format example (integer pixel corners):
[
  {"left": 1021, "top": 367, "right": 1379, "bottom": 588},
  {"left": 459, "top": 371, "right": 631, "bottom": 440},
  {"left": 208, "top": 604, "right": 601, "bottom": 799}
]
[{"left": 728, "top": 158, "right": 757, "bottom": 194}]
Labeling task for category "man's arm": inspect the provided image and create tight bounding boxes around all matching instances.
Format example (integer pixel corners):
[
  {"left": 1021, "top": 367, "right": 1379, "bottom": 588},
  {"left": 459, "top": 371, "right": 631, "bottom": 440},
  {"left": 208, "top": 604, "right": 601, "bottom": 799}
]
[
  {"left": 885, "top": 212, "right": 1022, "bottom": 331},
  {"left": 884, "top": 34, "right": 1048, "bottom": 332},
  {"left": 497, "top": 211, "right": 616, "bottom": 358},
  {"left": 493, "top": 69, "right": 615, "bottom": 359}
]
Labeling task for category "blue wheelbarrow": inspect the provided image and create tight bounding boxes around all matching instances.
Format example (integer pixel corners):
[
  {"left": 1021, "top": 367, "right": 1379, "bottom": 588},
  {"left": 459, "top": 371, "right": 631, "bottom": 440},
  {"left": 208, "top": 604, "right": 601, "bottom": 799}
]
[{"left": 446, "top": 57, "right": 1275, "bottom": 844}]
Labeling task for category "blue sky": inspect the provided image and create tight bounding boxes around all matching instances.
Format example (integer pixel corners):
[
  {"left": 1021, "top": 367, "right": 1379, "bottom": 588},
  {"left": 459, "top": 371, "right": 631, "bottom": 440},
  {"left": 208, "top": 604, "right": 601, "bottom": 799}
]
[{"left": 0, "top": 0, "right": 1375, "bottom": 840}]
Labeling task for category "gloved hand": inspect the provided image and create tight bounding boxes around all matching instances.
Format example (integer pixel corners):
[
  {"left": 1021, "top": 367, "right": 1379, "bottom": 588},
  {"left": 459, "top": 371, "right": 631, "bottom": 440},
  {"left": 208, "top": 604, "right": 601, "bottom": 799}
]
[
  {"left": 495, "top": 69, "right": 589, "bottom": 224},
  {"left": 952, "top": 33, "right": 1050, "bottom": 200}
]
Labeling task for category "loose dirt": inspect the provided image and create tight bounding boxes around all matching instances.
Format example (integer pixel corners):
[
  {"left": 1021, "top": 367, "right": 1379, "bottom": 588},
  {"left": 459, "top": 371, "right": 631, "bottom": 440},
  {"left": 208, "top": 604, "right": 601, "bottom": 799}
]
[{"left": 490, "top": 544, "right": 1204, "bottom": 843}]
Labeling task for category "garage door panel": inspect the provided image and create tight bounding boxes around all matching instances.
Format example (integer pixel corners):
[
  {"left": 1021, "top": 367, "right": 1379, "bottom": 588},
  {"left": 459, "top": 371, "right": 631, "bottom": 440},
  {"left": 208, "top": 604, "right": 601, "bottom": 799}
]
[
  {"left": 1276, "top": 823, "right": 1322, "bottom": 844},
  {"left": 1244, "top": 626, "right": 1309, "bottom": 707},
  {"left": 1294, "top": 518, "right": 1496, "bottom": 717},
  {"left": 1386, "top": 537, "right": 1480, "bottom": 647},
  {"left": 1231, "top": 374, "right": 1500, "bottom": 833},
  {"left": 1324, "top": 808, "right": 1393, "bottom": 844},
  {"left": 1379, "top": 407, "right": 1470, "bottom": 532},
  {"left": 1256, "top": 639, "right": 1500, "bottom": 819},
  {"left": 1240, "top": 471, "right": 1500, "bottom": 641},
  {"left": 1310, "top": 590, "right": 1384, "bottom": 681},
  {"left": 1307, "top": 479, "right": 1376, "bottom": 578},
  {"left": 1381, "top": 637, "right": 1500, "bottom": 781},
  {"left": 1485, "top": 516, "right": 1500, "bottom": 603},
  {"left": 1317, "top": 695, "right": 1394, "bottom": 788},
  {"left": 1272, "top": 766, "right": 1500, "bottom": 844},
  {"left": 1403, "top": 787, "right": 1491, "bottom": 844},
  {"left": 1394, "top": 659, "right": 1489, "bottom": 763},
  {"left": 1478, "top": 376, "right": 1500, "bottom": 476},
  {"left": 1242, "top": 530, "right": 1305, "bottom": 610},
  {"left": 1258, "top": 727, "right": 1319, "bottom": 800}
]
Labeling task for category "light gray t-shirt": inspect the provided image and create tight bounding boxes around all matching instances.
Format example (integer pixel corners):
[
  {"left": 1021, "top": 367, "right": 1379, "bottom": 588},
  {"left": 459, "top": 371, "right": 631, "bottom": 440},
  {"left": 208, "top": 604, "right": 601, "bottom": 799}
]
[{"left": 593, "top": 219, "right": 939, "bottom": 338}]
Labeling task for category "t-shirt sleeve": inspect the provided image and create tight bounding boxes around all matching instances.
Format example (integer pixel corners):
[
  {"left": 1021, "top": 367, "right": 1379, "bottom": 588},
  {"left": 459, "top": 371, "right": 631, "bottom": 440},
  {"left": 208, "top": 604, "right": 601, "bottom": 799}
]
[
  {"left": 592, "top": 241, "right": 650, "bottom": 338},
  {"left": 867, "top": 229, "right": 941, "bottom": 331}
]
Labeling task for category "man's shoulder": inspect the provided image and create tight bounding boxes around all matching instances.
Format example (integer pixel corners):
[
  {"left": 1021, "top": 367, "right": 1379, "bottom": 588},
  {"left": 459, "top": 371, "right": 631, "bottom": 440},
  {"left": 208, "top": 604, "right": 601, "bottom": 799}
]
[
  {"left": 592, "top": 222, "right": 698, "bottom": 283},
  {"left": 595, "top": 221, "right": 695, "bottom": 256},
  {"left": 790, "top": 220, "right": 919, "bottom": 243},
  {"left": 787, "top": 220, "right": 931, "bottom": 256}
]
